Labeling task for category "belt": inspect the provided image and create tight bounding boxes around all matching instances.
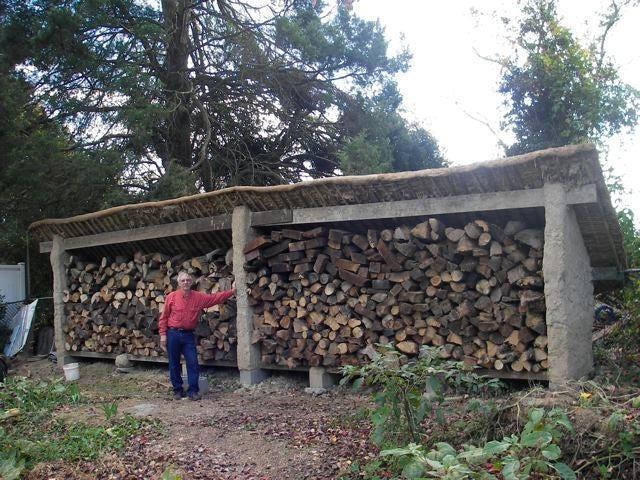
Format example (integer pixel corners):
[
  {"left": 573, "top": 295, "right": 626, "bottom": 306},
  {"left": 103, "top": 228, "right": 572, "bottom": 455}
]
[{"left": 168, "top": 327, "right": 194, "bottom": 332}]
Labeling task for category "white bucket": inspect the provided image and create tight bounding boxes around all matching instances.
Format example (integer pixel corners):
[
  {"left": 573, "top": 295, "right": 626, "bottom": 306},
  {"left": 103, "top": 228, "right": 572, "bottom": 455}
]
[{"left": 63, "top": 362, "right": 80, "bottom": 382}]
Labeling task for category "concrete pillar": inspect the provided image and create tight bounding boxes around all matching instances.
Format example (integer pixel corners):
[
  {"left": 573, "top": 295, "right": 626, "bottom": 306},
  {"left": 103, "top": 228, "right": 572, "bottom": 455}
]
[
  {"left": 543, "top": 184, "right": 594, "bottom": 388},
  {"left": 309, "top": 367, "right": 336, "bottom": 389},
  {"left": 50, "top": 235, "right": 70, "bottom": 367},
  {"left": 232, "top": 206, "right": 270, "bottom": 386}
]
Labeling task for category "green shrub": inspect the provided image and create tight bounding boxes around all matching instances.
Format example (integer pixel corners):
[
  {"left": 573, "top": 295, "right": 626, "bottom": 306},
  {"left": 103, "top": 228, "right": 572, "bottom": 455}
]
[
  {"left": 340, "top": 345, "right": 505, "bottom": 447},
  {"left": 381, "top": 408, "right": 576, "bottom": 480}
]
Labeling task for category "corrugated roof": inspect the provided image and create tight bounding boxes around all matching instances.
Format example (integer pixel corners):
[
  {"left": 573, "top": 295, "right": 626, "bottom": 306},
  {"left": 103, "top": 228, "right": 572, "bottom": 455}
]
[{"left": 29, "top": 144, "right": 625, "bottom": 269}]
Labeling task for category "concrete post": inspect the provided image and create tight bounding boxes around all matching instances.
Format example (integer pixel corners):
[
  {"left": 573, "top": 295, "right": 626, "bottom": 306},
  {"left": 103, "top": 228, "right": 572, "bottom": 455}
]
[
  {"left": 543, "top": 184, "right": 594, "bottom": 388},
  {"left": 50, "top": 235, "right": 70, "bottom": 367},
  {"left": 232, "top": 206, "right": 270, "bottom": 386},
  {"left": 309, "top": 367, "right": 336, "bottom": 390}
]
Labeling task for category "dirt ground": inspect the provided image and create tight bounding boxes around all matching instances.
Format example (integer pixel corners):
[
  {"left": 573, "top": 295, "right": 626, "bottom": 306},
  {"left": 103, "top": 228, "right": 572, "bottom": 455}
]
[{"left": 10, "top": 356, "right": 376, "bottom": 480}]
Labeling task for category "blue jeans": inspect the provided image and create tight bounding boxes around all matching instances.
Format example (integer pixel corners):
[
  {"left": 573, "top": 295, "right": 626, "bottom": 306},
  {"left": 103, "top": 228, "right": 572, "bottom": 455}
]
[{"left": 167, "top": 329, "right": 199, "bottom": 395}]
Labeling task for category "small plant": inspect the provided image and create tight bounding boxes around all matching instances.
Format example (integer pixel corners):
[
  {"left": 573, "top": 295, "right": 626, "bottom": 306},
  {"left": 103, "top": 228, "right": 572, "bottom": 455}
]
[
  {"left": 0, "top": 450, "right": 25, "bottom": 480},
  {"left": 381, "top": 408, "right": 576, "bottom": 479},
  {"left": 340, "top": 345, "right": 505, "bottom": 447},
  {"left": 102, "top": 401, "right": 118, "bottom": 421},
  {"left": 68, "top": 383, "right": 81, "bottom": 404},
  {"left": 161, "top": 465, "right": 182, "bottom": 479},
  {"left": 339, "top": 458, "right": 389, "bottom": 480},
  {"left": 242, "top": 421, "right": 258, "bottom": 431}
]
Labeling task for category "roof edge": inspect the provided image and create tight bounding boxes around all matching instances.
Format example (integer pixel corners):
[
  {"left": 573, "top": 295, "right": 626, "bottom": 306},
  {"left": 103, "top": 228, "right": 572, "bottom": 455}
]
[{"left": 29, "top": 143, "right": 597, "bottom": 231}]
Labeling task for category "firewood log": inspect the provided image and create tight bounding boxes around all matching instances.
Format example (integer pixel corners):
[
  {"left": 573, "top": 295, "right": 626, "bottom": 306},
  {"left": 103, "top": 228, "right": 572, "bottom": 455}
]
[{"left": 244, "top": 218, "right": 547, "bottom": 373}]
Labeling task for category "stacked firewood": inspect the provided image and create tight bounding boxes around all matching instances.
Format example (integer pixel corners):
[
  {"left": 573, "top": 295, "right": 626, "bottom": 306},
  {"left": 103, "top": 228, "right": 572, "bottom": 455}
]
[
  {"left": 245, "top": 220, "right": 548, "bottom": 373},
  {"left": 62, "top": 251, "right": 237, "bottom": 362}
]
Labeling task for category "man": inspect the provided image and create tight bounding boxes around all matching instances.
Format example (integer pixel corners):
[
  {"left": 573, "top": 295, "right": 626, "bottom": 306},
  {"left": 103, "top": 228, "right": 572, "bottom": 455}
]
[{"left": 159, "top": 271, "right": 236, "bottom": 401}]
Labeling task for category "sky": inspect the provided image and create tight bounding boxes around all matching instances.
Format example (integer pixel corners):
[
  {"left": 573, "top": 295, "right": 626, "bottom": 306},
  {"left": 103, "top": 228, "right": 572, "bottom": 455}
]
[{"left": 353, "top": 0, "right": 640, "bottom": 217}]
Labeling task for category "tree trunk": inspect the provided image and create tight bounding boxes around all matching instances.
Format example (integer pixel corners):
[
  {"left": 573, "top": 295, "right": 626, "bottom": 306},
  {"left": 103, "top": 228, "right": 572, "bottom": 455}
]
[{"left": 161, "top": 0, "right": 193, "bottom": 169}]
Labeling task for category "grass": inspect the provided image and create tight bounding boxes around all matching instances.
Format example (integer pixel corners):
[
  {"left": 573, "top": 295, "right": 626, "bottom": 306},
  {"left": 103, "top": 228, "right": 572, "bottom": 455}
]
[{"left": 0, "top": 376, "right": 152, "bottom": 478}]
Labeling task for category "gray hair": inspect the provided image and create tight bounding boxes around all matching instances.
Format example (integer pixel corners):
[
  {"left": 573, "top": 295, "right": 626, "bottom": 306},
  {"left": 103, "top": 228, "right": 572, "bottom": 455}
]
[{"left": 177, "top": 271, "right": 192, "bottom": 282}]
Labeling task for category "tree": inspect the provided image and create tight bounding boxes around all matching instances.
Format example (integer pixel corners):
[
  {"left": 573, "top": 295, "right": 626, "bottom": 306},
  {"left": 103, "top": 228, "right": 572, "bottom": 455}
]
[
  {"left": 338, "top": 88, "right": 445, "bottom": 175},
  {"left": 499, "top": 0, "right": 639, "bottom": 156},
  {"left": 0, "top": 73, "right": 128, "bottom": 294},
  {"left": 2, "top": 0, "right": 444, "bottom": 196}
]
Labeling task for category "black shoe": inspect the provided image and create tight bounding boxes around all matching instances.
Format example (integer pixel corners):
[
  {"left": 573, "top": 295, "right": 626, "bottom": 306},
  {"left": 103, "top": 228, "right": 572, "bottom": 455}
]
[
  {"left": 188, "top": 392, "right": 201, "bottom": 401},
  {"left": 173, "top": 391, "right": 186, "bottom": 400}
]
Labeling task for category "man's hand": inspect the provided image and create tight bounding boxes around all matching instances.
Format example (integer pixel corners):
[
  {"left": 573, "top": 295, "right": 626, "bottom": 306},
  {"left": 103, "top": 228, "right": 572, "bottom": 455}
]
[{"left": 160, "top": 335, "right": 167, "bottom": 351}]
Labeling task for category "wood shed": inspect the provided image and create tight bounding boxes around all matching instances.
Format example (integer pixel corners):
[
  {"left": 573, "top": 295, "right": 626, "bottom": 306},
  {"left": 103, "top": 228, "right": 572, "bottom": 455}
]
[{"left": 29, "top": 144, "right": 625, "bottom": 388}]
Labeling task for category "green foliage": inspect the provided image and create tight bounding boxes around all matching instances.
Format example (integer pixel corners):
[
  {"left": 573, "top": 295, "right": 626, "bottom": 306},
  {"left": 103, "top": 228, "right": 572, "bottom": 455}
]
[
  {"left": 499, "top": 0, "right": 639, "bottom": 155},
  {"left": 0, "top": 450, "right": 25, "bottom": 480},
  {"left": 102, "top": 401, "right": 118, "bottom": 422},
  {"left": 338, "top": 88, "right": 446, "bottom": 175},
  {"left": 0, "top": 73, "right": 130, "bottom": 296},
  {"left": 340, "top": 345, "right": 504, "bottom": 447},
  {"left": 338, "top": 132, "right": 393, "bottom": 175},
  {"left": 160, "top": 465, "right": 182, "bottom": 480},
  {"left": 0, "top": 377, "right": 146, "bottom": 474},
  {"left": 145, "top": 162, "right": 200, "bottom": 201},
  {"left": 0, "top": 376, "right": 80, "bottom": 412},
  {"left": 0, "top": 0, "right": 441, "bottom": 193},
  {"left": 380, "top": 408, "right": 576, "bottom": 480},
  {"left": 617, "top": 208, "right": 640, "bottom": 268},
  {"left": 339, "top": 458, "right": 388, "bottom": 480}
]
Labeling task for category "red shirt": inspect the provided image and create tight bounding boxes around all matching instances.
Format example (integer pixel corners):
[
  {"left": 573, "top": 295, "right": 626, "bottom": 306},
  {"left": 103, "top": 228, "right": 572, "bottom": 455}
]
[{"left": 158, "top": 289, "right": 234, "bottom": 335}]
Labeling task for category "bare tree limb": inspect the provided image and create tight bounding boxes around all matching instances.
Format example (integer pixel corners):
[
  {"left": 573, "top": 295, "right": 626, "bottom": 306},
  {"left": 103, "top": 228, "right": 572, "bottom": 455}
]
[{"left": 456, "top": 102, "right": 509, "bottom": 153}]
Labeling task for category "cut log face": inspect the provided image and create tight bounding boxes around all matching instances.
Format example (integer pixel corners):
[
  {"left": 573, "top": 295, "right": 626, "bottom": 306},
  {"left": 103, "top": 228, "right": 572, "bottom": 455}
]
[
  {"left": 63, "top": 250, "right": 236, "bottom": 363},
  {"left": 245, "top": 218, "right": 547, "bottom": 373}
]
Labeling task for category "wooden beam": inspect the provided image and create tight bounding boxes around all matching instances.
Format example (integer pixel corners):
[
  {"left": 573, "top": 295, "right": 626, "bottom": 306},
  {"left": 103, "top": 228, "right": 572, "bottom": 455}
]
[
  {"left": 39, "top": 214, "right": 231, "bottom": 253},
  {"left": 251, "top": 209, "right": 292, "bottom": 226},
  {"left": 476, "top": 369, "right": 548, "bottom": 382},
  {"left": 68, "top": 350, "right": 236, "bottom": 367},
  {"left": 39, "top": 184, "right": 597, "bottom": 252},
  {"left": 282, "top": 184, "right": 597, "bottom": 225}
]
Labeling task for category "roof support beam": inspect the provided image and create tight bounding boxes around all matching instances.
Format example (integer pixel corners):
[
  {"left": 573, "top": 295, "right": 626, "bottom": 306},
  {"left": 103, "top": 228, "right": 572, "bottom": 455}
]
[
  {"left": 39, "top": 214, "right": 232, "bottom": 253},
  {"left": 39, "top": 184, "right": 597, "bottom": 253},
  {"left": 280, "top": 184, "right": 597, "bottom": 225}
]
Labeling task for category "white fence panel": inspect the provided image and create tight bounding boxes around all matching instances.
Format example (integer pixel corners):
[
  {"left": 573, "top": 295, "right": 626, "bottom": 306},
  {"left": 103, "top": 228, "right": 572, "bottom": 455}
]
[{"left": 0, "top": 264, "right": 26, "bottom": 303}]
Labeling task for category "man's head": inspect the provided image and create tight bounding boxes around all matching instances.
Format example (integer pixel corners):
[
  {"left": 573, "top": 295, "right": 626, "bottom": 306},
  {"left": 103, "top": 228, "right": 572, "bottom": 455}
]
[{"left": 177, "top": 271, "right": 193, "bottom": 292}]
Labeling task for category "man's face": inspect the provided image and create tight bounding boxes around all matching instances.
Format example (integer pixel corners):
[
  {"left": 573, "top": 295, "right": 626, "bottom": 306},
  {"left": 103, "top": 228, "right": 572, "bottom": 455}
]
[{"left": 179, "top": 276, "right": 193, "bottom": 292}]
